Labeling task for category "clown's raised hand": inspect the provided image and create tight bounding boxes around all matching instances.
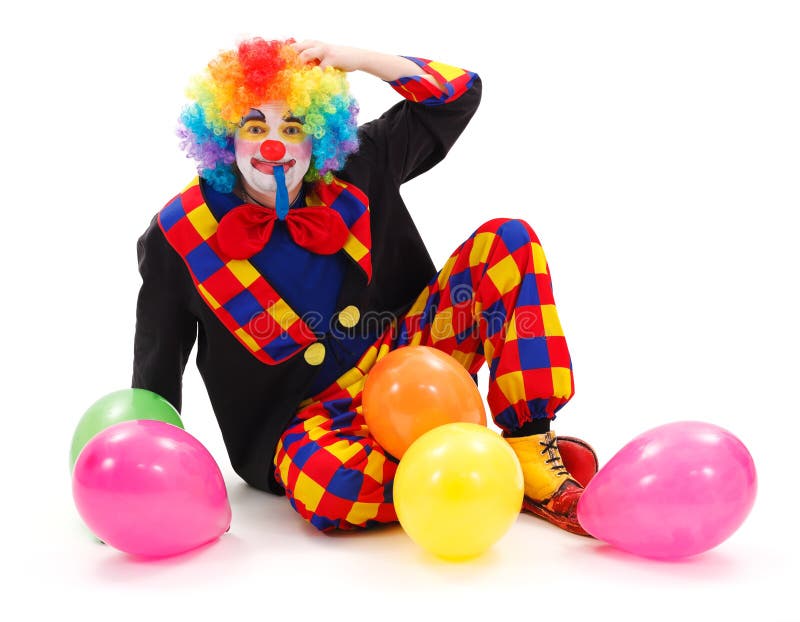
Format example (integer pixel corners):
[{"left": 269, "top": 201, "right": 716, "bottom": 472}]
[
  {"left": 291, "top": 40, "right": 365, "bottom": 72},
  {"left": 291, "top": 39, "right": 444, "bottom": 90}
]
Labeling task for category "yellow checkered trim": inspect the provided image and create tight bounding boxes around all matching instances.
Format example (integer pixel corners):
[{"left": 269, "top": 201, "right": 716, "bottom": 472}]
[
  {"left": 267, "top": 298, "right": 300, "bottom": 330},
  {"left": 469, "top": 232, "right": 495, "bottom": 266},
  {"left": 294, "top": 472, "right": 326, "bottom": 512},
  {"left": 234, "top": 327, "right": 260, "bottom": 352},
  {"left": 430, "top": 306, "right": 455, "bottom": 343},
  {"left": 506, "top": 310, "right": 518, "bottom": 341},
  {"left": 409, "top": 332, "right": 424, "bottom": 346},
  {"left": 346, "top": 502, "right": 380, "bottom": 525},
  {"left": 303, "top": 414, "right": 328, "bottom": 432},
  {"left": 307, "top": 427, "right": 328, "bottom": 442},
  {"left": 186, "top": 203, "right": 218, "bottom": 240},
  {"left": 370, "top": 342, "right": 394, "bottom": 367},
  {"left": 552, "top": 367, "right": 572, "bottom": 399},
  {"left": 363, "top": 448, "right": 386, "bottom": 482},
  {"left": 437, "top": 255, "right": 458, "bottom": 289},
  {"left": 496, "top": 371, "right": 526, "bottom": 404},
  {"left": 228, "top": 259, "right": 260, "bottom": 287},
  {"left": 483, "top": 338, "right": 496, "bottom": 366},
  {"left": 472, "top": 298, "right": 483, "bottom": 320},
  {"left": 356, "top": 344, "right": 379, "bottom": 374},
  {"left": 343, "top": 236, "right": 368, "bottom": 262},
  {"left": 449, "top": 349, "right": 477, "bottom": 371},
  {"left": 277, "top": 451, "right": 291, "bottom": 484},
  {"left": 486, "top": 254, "right": 522, "bottom": 295},
  {"left": 325, "top": 439, "right": 366, "bottom": 465},
  {"left": 197, "top": 284, "right": 221, "bottom": 309},
  {"left": 405, "top": 289, "right": 430, "bottom": 318},
  {"left": 541, "top": 305, "right": 564, "bottom": 337},
  {"left": 531, "top": 242, "right": 549, "bottom": 275},
  {"left": 345, "top": 377, "right": 366, "bottom": 399},
  {"left": 428, "top": 61, "right": 465, "bottom": 82},
  {"left": 334, "top": 366, "right": 365, "bottom": 392}
]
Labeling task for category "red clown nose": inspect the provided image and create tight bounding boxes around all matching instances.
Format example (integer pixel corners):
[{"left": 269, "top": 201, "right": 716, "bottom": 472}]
[{"left": 260, "top": 140, "right": 286, "bottom": 161}]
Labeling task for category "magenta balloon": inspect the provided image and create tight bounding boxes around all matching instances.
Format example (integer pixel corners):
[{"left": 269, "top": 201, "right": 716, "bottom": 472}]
[
  {"left": 72, "top": 420, "right": 232, "bottom": 558},
  {"left": 577, "top": 421, "right": 757, "bottom": 559}
]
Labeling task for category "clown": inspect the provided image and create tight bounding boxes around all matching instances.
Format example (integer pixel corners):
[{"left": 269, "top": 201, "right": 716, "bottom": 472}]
[{"left": 133, "top": 38, "right": 597, "bottom": 535}]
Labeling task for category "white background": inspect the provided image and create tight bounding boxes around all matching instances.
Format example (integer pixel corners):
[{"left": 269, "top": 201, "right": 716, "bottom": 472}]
[{"left": 1, "top": 1, "right": 798, "bottom": 620}]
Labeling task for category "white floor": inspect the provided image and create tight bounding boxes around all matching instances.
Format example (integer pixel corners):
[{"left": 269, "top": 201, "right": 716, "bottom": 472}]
[
  {"left": 3, "top": 1, "right": 799, "bottom": 620},
  {"left": 14, "top": 365, "right": 798, "bottom": 622},
  {"left": 22, "top": 459, "right": 798, "bottom": 622}
]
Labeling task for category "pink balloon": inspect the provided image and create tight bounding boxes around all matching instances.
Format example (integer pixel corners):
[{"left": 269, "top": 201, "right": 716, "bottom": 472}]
[
  {"left": 577, "top": 421, "right": 756, "bottom": 559},
  {"left": 72, "top": 419, "right": 232, "bottom": 558}
]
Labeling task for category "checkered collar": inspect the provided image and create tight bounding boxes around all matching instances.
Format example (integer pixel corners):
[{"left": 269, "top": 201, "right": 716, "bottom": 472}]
[{"left": 157, "top": 176, "right": 371, "bottom": 365}]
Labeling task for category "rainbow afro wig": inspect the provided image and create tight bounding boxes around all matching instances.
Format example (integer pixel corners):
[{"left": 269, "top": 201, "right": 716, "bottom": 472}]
[{"left": 178, "top": 38, "right": 360, "bottom": 193}]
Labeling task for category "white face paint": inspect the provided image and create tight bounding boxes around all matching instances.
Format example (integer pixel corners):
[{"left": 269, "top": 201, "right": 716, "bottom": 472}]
[{"left": 234, "top": 102, "right": 312, "bottom": 200}]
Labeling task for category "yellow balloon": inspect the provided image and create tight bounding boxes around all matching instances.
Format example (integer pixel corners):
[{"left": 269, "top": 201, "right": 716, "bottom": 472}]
[{"left": 393, "top": 422, "right": 524, "bottom": 561}]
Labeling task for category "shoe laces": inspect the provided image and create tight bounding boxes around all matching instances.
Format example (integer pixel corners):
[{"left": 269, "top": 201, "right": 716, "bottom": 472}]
[{"left": 540, "top": 434, "right": 569, "bottom": 477}]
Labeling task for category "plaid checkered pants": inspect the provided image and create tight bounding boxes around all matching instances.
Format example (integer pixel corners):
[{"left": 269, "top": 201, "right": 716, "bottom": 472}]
[{"left": 273, "top": 218, "right": 574, "bottom": 531}]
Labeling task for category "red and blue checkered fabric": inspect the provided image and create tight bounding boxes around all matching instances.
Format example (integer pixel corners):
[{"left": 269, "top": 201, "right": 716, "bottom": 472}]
[
  {"left": 274, "top": 218, "right": 574, "bottom": 531},
  {"left": 388, "top": 57, "right": 478, "bottom": 105}
]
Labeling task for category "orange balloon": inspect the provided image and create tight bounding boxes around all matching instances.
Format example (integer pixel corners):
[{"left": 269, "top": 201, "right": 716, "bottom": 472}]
[{"left": 362, "top": 346, "right": 486, "bottom": 459}]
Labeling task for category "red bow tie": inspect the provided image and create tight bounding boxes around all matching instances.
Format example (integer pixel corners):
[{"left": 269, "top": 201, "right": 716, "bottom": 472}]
[{"left": 216, "top": 203, "right": 350, "bottom": 260}]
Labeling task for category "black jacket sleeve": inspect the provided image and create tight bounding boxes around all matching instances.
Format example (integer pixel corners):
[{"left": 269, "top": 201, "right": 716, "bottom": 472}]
[
  {"left": 357, "top": 73, "right": 482, "bottom": 187},
  {"left": 131, "top": 214, "right": 198, "bottom": 412}
]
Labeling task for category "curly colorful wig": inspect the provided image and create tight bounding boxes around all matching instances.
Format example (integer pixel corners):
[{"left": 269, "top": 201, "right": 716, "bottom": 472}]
[{"left": 177, "top": 38, "right": 360, "bottom": 193}]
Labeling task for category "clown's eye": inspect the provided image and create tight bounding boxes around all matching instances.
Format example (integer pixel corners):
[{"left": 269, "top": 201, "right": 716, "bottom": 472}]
[
  {"left": 241, "top": 120, "right": 268, "bottom": 135},
  {"left": 283, "top": 125, "right": 302, "bottom": 135}
]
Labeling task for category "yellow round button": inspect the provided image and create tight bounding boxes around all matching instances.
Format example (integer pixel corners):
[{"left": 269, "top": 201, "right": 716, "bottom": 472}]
[
  {"left": 338, "top": 305, "right": 361, "bottom": 328},
  {"left": 304, "top": 342, "right": 326, "bottom": 366}
]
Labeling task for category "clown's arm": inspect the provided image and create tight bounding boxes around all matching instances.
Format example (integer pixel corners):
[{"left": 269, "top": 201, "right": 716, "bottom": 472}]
[
  {"left": 374, "top": 55, "right": 481, "bottom": 185},
  {"left": 293, "top": 41, "right": 481, "bottom": 186},
  {"left": 131, "top": 214, "right": 198, "bottom": 412}
]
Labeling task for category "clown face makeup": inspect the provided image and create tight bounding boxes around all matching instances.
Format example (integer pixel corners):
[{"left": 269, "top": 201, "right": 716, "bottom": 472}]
[{"left": 234, "top": 103, "right": 312, "bottom": 201}]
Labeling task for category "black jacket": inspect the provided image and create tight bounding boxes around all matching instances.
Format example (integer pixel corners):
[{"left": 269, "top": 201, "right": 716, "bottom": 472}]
[{"left": 132, "top": 74, "right": 482, "bottom": 494}]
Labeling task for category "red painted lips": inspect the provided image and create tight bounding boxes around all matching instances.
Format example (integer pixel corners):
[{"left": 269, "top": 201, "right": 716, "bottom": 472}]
[{"left": 251, "top": 158, "right": 296, "bottom": 175}]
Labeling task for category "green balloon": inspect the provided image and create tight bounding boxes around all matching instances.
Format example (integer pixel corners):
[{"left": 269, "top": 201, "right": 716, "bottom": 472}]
[{"left": 69, "top": 388, "right": 183, "bottom": 471}]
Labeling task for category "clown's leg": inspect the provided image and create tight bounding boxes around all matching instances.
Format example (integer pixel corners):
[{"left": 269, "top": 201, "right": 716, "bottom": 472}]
[
  {"left": 393, "top": 218, "right": 595, "bottom": 536},
  {"left": 270, "top": 352, "right": 596, "bottom": 533},
  {"left": 273, "top": 367, "right": 398, "bottom": 532}
]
